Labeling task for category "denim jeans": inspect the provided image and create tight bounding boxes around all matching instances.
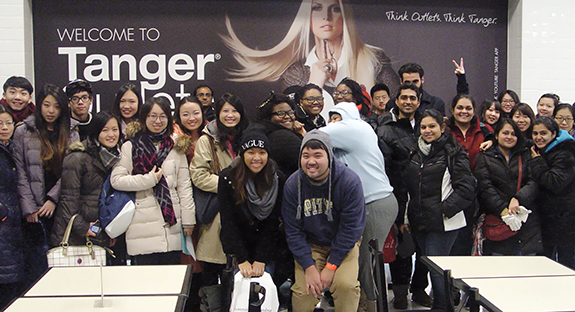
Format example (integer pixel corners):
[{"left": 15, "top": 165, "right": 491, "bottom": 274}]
[{"left": 412, "top": 229, "right": 459, "bottom": 309}]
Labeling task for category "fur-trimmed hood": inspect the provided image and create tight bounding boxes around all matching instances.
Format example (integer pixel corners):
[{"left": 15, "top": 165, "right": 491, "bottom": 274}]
[{"left": 124, "top": 121, "right": 191, "bottom": 154}]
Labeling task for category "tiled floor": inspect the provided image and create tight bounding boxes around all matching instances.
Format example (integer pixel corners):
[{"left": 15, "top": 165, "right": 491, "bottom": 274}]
[{"left": 315, "top": 263, "right": 433, "bottom": 312}]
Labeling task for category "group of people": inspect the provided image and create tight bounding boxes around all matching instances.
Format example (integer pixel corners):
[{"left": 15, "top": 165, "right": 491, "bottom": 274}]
[{"left": 1, "top": 55, "right": 575, "bottom": 312}]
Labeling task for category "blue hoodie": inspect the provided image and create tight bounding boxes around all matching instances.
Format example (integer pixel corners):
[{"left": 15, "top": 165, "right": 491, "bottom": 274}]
[
  {"left": 322, "top": 102, "right": 394, "bottom": 203},
  {"left": 282, "top": 130, "right": 366, "bottom": 269}
]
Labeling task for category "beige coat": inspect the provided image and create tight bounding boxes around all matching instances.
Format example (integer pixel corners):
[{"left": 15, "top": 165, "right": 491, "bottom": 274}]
[
  {"left": 190, "top": 122, "right": 234, "bottom": 264},
  {"left": 111, "top": 130, "right": 195, "bottom": 256}
]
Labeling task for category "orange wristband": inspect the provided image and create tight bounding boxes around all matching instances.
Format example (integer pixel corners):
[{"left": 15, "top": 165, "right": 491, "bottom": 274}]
[{"left": 325, "top": 263, "right": 338, "bottom": 271}]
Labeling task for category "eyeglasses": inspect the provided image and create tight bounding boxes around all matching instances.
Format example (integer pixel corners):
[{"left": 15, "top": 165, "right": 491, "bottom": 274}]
[
  {"left": 373, "top": 95, "right": 388, "bottom": 101},
  {"left": 333, "top": 90, "right": 351, "bottom": 97},
  {"left": 147, "top": 114, "right": 168, "bottom": 123},
  {"left": 272, "top": 110, "right": 295, "bottom": 118},
  {"left": 555, "top": 116, "right": 574, "bottom": 123},
  {"left": 0, "top": 121, "right": 14, "bottom": 127},
  {"left": 303, "top": 96, "right": 323, "bottom": 103},
  {"left": 70, "top": 95, "right": 92, "bottom": 104}
]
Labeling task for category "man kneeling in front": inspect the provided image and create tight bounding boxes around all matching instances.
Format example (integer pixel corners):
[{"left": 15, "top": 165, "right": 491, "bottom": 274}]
[{"left": 282, "top": 129, "right": 366, "bottom": 311}]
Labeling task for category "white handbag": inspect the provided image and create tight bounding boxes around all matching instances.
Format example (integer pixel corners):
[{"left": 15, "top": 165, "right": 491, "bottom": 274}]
[
  {"left": 230, "top": 271, "right": 279, "bottom": 312},
  {"left": 47, "top": 214, "right": 111, "bottom": 267}
]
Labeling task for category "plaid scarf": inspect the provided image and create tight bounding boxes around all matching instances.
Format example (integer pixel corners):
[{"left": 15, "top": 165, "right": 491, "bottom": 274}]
[{"left": 131, "top": 129, "right": 176, "bottom": 226}]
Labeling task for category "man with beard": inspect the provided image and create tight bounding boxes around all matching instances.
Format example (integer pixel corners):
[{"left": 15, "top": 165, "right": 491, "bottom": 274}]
[
  {"left": 374, "top": 82, "right": 434, "bottom": 309},
  {"left": 387, "top": 62, "right": 446, "bottom": 116}
]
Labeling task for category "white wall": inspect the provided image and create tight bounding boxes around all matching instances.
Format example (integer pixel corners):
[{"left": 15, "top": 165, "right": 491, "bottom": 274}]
[
  {"left": 0, "top": 0, "right": 34, "bottom": 90},
  {"left": 2, "top": 0, "right": 575, "bottom": 106},
  {"left": 508, "top": 0, "right": 575, "bottom": 106}
]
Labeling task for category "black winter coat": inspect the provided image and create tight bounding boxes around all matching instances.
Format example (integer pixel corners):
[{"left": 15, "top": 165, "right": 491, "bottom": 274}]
[
  {"left": 294, "top": 104, "right": 326, "bottom": 132},
  {"left": 528, "top": 139, "right": 575, "bottom": 247},
  {"left": 50, "top": 140, "right": 111, "bottom": 247},
  {"left": 259, "top": 119, "right": 303, "bottom": 177},
  {"left": 0, "top": 142, "right": 23, "bottom": 284},
  {"left": 375, "top": 109, "right": 420, "bottom": 224},
  {"left": 405, "top": 135, "right": 476, "bottom": 233},
  {"left": 218, "top": 166, "right": 287, "bottom": 265},
  {"left": 474, "top": 146, "right": 542, "bottom": 255}
]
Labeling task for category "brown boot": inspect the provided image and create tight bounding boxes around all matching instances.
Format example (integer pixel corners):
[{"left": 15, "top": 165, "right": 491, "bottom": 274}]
[
  {"left": 392, "top": 285, "right": 409, "bottom": 310},
  {"left": 411, "top": 288, "right": 433, "bottom": 308}
]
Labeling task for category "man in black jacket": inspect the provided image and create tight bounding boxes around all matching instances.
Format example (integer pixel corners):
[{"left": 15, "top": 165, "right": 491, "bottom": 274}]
[
  {"left": 387, "top": 62, "right": 446, "bottom": 116},
  {"left": 375, "top": 82, "right": 433, "bottom": 309}
]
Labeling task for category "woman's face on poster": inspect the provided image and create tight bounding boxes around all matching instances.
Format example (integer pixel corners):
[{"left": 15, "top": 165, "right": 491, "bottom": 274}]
[{"left": 310, "top": 0, "right": 344, "bottom": 41}]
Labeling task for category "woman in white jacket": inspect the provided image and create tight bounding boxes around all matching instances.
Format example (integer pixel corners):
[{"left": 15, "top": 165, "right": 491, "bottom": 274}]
[{"left": 111, "top": 96, "right": 195, "bottom": 265}]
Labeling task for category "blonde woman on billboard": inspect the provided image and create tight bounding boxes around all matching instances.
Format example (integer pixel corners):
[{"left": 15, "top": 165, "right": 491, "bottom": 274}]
[{"left": 222, "top": 0, "right": 399, "bottom": 114}]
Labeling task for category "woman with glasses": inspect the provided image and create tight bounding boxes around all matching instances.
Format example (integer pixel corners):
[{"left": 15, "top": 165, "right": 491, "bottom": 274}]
[
  {"left": 333, "top": 77, "right": 371, "bottom": 117},
  {"left": 553, "top": 104, "right": 575, "bottom": 137},
  {"left": 294, "top": 83, "right": 326, "bottom": 131},
  {"left": 190, "top": 93, "right": 249, "bottom": 286},
  {"left": 537, "top": 93, "right": 560, "bottom": 118},
  {"left": 497, "top": 90, "right": 520, "bottom": 118},
  {"left": 110, "top": 96, "right": 195, "bottom": 265},
  {"left": 257, "top": 93, "right": 305, "bottom": 176},
  {"left": 13, "top": 84, "right": 78, "bottom": 288}
]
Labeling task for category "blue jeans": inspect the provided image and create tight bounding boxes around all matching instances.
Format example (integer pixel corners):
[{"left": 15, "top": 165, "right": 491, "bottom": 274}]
[{"left": 412, "top": 229, "right": 459, "bottom": 309}]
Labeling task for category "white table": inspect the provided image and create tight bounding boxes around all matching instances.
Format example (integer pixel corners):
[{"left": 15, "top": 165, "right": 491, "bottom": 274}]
[
  {"left": 5, "top": 295, "right": 183, "bottom": 312},
  {"left": 424, "top": 256, "right": 575, "bottom": 279},
  {"left": 462, "top": 275, "right": 575, "bottom": 312},
  {"left": 422, "top": 256, "right": 575, "bottom": 312},
  {"left": 24, "top": 265, "right": 192, "bottom": 297}
]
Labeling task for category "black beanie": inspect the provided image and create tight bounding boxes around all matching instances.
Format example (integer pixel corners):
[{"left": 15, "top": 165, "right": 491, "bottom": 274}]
[{"left": 240, "top": 124, "right": 271, "bottom": 155}]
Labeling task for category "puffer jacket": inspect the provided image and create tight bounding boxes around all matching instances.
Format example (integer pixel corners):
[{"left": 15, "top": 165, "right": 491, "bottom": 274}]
[
  {"left": 528, "top": 130, "right": 575, "bottom": 247},
  {"left": 405, "top": 135, "right": 476, "bottom": 233},
  {"left": 475, "top": 145, "right": 542, "bottom": 255},
  {"left": 50, "top": 140, "right": 112, "bottom": 247},
  {"left": 0, "top": 142, "right": 23, "bottom": 284},
  {"left": 13, "top": 115, "right": 79, "bottom": 216},
  {"left": 258, "top": 119, "right": 302, "bottom": 176},
  {"left": 189, "top": 120, "right": 235, "bottom": 264},
  {"left": 374, "top": 108, "right": 420, "bottom": 224},
  {"left": 110, "top": 123, "right": 195, "bottom": 256}
]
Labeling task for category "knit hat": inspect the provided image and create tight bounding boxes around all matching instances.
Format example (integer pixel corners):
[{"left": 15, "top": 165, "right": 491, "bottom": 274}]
[{"left": 240, "top": 124, "right": 270, "bottom": 155}]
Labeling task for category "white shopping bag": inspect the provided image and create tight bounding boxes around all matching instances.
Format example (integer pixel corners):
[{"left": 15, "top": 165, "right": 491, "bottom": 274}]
[{"left": 230, "top": 271, "right": 279, "bottom": 312}]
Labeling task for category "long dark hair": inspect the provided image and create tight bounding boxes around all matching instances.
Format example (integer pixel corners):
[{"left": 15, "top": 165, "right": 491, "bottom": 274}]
[
  {"left": 88, "top": 111, "right": 122, "bottom": 145},
  {"left": 112, "top": 82, "right": 142, "bottom": 122},
  {"left": 493, "top": 118, "right": 525, "bottom": 152},
  {"left": 421, "top": 109, "right": 463, "bottom": 152},
  {"left": 33, "top": 83, "right": 71, "bottom": 175},
  {"left": 510, "top": 103, "right": 535, "bottom": 139},
  {"left": 174, "top": 96, "right": 205, "bottom": 136},
  {"left": 230, "top": 151, "right": 277, "bottom": 204},
  {"left": 215, "top": 93, "right": 249, "bottom": 153},
  {"left": 477, "top": 99, "right": 502, "bottom": 128}
]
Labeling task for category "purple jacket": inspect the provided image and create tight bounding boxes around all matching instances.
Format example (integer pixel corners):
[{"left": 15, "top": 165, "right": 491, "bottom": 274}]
[{"left": 13, "top": 115, "right": 79, "bottom": 216}]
